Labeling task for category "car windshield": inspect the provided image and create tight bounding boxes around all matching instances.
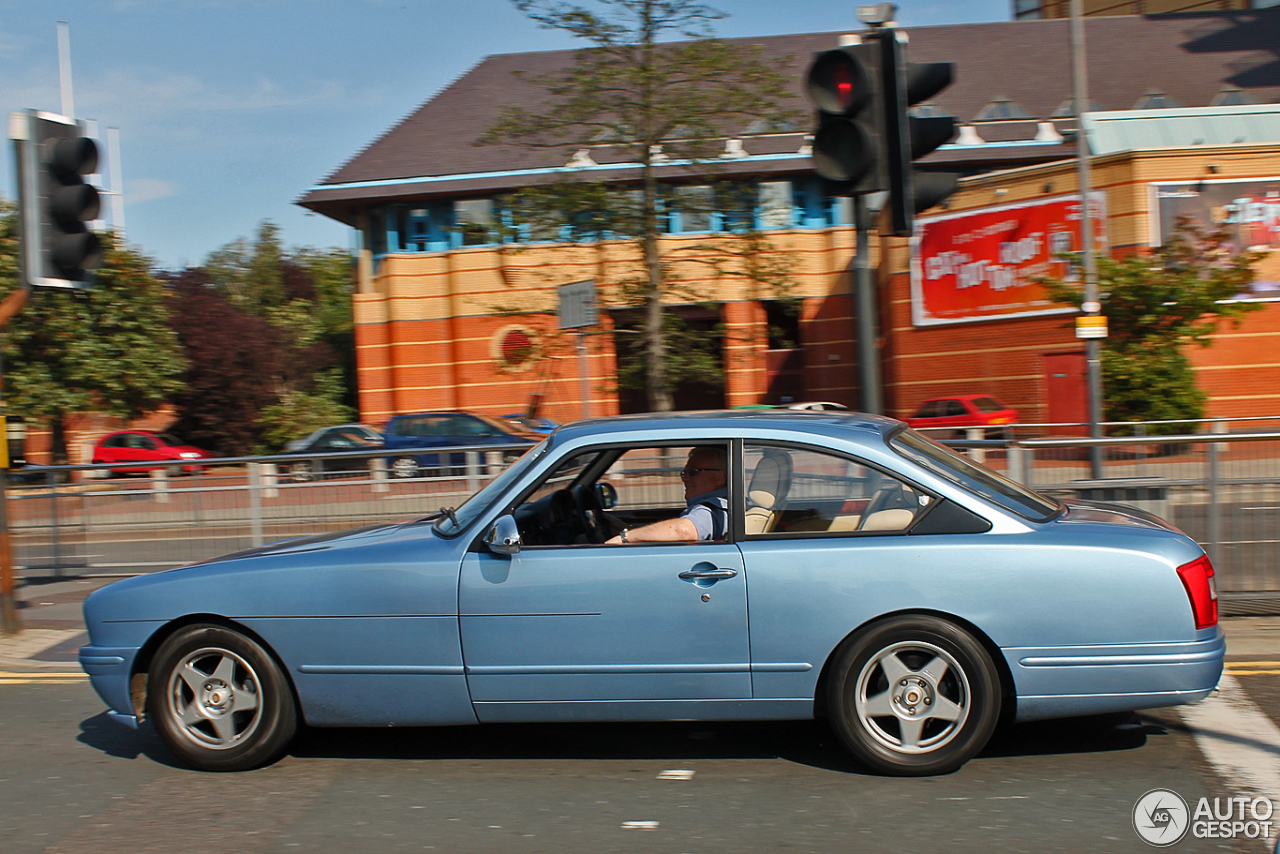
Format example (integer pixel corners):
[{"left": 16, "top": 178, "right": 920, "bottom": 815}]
[
  {"left": 971, "top": 397, "right": 1005, "bottom": 413},
  {"left": 890, "top": 429, "right": 1061, "bottom": 522},
  {"left": 156, "top": 433, "right": 185, "bottom": 446},
  {"left": 433, "top": 439, "right": 549, "bottom": 536}
]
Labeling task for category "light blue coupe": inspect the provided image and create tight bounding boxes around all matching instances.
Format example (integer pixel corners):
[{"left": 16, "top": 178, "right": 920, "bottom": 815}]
[{"left": 79, "top": 411, "right": 1224, "bottom": 775}]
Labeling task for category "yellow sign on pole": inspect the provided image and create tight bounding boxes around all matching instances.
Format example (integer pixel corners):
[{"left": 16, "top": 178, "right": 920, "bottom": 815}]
[{"left": 1075, "top": 314, "right": 1108, "bottom": 339}]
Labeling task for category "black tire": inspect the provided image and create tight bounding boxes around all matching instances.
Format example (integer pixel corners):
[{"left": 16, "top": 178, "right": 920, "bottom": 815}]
[
  {"left": 289, "top": 461, "right": 314, "bottom": 483},
  {"left": 147, "top": 624, "right": 298, "bottom": 772},
  {"left": 391, "top": 456, "right": 419, "bottom": 479},
  {"left": 826, "top": 615, "right": 1000, "bottom": 776}
]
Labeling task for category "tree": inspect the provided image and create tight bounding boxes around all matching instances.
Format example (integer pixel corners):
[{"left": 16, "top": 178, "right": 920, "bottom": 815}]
[
  {"left": 1040, "top": 219, "right": 1263, "bottom": 431},
  {"left": 484, "top": 0, "right": 796, "bottom": 411},
  {"left": 165, "top": 222, "right": 356, "bottom": 453},
  {"left": 164, "top": 269, "right": 284, "bottom": 456},
  {"left": 0, "top": 203, "right": 186, "bottom": 463}
]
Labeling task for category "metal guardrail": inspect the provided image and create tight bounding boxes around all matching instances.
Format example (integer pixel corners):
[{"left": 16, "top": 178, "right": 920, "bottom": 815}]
[{"left": 8, "top": 431, "right": 1280, "bottom": 614}]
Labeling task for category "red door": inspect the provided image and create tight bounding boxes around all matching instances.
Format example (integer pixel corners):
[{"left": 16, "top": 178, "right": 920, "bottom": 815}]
[{"left": 1044, "top": 352, "right": 1088, "bottom": 434}]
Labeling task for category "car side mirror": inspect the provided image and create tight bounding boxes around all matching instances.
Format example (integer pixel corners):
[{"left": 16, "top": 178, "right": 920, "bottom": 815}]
[
  {"left": 595, "top": 481, "right": 617, "bottom": 509},
  {"left": 484, "top": 515, "right": 522, "bottom": 555}
]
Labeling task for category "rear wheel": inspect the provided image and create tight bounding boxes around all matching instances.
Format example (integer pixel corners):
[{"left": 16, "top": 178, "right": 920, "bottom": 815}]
[
  {"left": 288, "top": 461, "right": 314, "bottom": 482},
  {"left": 147, "top": 624, "right": 297, "bottom": 772},
  {"left": 826, "top": 615, "right": 1000, "bottom": 776}
]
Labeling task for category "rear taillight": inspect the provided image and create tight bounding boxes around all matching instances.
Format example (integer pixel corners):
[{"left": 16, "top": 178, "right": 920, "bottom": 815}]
[{"left": 1176, "top": 555, "right": 1218, "bottom": 629}]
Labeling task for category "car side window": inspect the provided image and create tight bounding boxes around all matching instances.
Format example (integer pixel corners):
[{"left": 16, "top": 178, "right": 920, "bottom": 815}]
[
  {"left": 943, "top": 400, "right": 967, "bottom": 417},
  {"left": 509, "top": 444, "right": 727, "bottom": 547},
  {"left": 744, "top": 444, "right": 927, "bottom": 537}
]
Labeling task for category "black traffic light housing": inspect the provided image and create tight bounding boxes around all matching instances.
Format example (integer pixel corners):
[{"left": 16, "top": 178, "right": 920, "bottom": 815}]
[
  {"left": 880, "top": 32, "right": 960, "bottom": 236},
  {"left": 806, "top": 33, "right": 960, "bottom": 236},
  {"left": 13, "top": 110, "right": 104, "bottom": 289},
  {"left": 805, "top": 43, "right": 886, "bottom": 193}
]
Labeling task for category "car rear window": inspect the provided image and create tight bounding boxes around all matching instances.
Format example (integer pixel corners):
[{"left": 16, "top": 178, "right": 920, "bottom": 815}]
[
  {"left": 890, "top": 429, "right": 1061, "bottom": 523},
  {"left": 971, "top": 397, "right": 1004, "bottom": 413}
]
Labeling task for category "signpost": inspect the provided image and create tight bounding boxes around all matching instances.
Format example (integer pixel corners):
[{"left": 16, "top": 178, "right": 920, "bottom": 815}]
[{"left": 558, "top": 280, "right": 598, "bottom": 421}]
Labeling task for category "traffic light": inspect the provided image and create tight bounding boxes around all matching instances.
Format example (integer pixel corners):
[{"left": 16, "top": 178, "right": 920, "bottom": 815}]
[
  {"left": 880, "top": 32, "right": 959, "bottom": 236},
  {"left": 805, "top": 42, "right": 886, "bottom": 193},
  {"left": 13, "top": 110, "right": 104, "bottom": 289}
]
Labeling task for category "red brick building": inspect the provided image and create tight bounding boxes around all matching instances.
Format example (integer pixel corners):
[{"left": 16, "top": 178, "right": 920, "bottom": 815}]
[{"left": 298, "top": 10, "right": 1280, "bottom": 429}]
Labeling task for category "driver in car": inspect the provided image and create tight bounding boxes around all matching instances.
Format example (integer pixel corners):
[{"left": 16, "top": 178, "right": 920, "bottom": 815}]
[{"left": 606, "top": 446, "right": 728, "bottom": 544}]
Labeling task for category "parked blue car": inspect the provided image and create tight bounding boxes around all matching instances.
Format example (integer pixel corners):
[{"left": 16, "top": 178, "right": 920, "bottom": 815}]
[
  {"left": 382, "top": 411, "right": 538, "bottom": 477},
  {"left": 79, "top": 411, "right": 1223, "bottom": 775}
]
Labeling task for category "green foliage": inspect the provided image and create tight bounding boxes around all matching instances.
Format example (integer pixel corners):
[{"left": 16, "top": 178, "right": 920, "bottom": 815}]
[
  {"left": 486, "top": 0, "right": 798, "bottom": 411},
  {"left": 1041, "top": 219, "right": 1262, "bottom": 432},
  {"left": 253, "top": 368, "right": 354, "bottom": 454},
  {"left": 0, "top": 205, "right": 186, "bottom": 462},
  {"left": 172, "top": 221, "right": 358, "bottom": 453}
]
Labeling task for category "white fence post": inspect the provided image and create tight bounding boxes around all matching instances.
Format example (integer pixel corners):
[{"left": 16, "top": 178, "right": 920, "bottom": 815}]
[
  {"left": 261, "top": 462, "right": 279, "bottom": 499},
  {"left": 370, "top": 457, "right": 389, "bottom": 493},
  {"left": 248, "top": 462, "right": 265, "bottom": 547},
  {"left": 151, "top": 467, "right": 170, "bottom": 503}
]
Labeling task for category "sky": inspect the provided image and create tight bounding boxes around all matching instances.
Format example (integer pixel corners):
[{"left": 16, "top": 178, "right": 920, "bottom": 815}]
[{"left": 1, "top": 0, "right": 1009, "bottom": 271}]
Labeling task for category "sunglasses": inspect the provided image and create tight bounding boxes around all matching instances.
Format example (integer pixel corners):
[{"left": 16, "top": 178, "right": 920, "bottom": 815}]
[{"left": 680, "top": 466, "right": 724, "bottom": 478}]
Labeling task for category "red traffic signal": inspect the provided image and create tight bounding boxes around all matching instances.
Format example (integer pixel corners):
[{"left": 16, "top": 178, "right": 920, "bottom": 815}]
[{"left": 805, "top": 43, "right": 886, "bottom": 193}]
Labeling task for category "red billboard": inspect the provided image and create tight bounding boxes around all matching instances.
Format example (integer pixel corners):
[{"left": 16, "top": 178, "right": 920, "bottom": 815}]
[{"left": 910, "top": 193, "right": 1107, "bottom": 326}]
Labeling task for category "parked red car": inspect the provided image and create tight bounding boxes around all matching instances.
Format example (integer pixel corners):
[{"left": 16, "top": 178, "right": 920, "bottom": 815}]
[
  {"left": 905, "top": 395, "right": 1019, "bottom": 436},
  {"left": 91, "top": 430, "right": 212, "bottom": 475}
]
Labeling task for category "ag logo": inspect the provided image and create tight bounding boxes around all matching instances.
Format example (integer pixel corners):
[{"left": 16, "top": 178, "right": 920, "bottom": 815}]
[{"left": 1133, "top": 788, "right": 1190, "bottom": 846}]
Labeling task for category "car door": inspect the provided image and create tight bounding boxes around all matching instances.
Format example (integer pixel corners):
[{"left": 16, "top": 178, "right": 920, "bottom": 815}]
[{"left": 458, "top": 442, "right": 751, "bottom": 715}]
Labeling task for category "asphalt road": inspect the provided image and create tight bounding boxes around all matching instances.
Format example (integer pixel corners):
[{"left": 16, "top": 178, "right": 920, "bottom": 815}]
[
  {"left": 4, "top": 582, "right": 1279, "bottom": 853},
  {"left": 0, "top": 677, "right": 1261, "bottom": 854}
]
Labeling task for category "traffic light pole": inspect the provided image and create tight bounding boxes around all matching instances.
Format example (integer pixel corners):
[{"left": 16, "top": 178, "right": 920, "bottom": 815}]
[
  {"left": 854, "top": 195, "right": 883, "bottom": 415},
  {"left": 1071, "top": 0, "right": 1104, "bottom": 480},
  {"left": 0, "top": 287, "right": 30, "bottom": 634}
]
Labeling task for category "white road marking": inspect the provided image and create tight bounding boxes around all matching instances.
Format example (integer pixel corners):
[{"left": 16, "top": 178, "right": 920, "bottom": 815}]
[
  {"left": 657, "top": 769, "right": 695, "bottom": 780},
  {"left": 1179, "top": 673, "right": 1280, "bottom": 818}
]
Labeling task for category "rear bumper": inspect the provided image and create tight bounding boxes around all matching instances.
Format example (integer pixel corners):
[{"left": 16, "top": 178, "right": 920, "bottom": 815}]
[{"left": 1005, "top": 626, "right": 1226, "bottom": 722}]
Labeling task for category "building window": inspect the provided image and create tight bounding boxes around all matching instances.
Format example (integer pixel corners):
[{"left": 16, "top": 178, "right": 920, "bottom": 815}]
[
  {"left": 758, "top": 182, "right": 794, "bottom": 229},
  {"left": 1212, "top": 86, "right": 1258, "bottom": 106},
  {"left": 974, "top": 97, "right": 1034, "bottom": 122},
  {"left": 455, "top": 199, "right": 494, "bottom": 246},
  {"left": 672, "top": 185, "right": 715, "bottom": 233},
  {"left": 1133, "top": 90, "right": 1183, "bottom": 110}
]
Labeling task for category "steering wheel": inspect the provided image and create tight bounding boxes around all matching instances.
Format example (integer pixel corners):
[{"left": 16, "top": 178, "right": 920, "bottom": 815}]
[
  {"left": 856, "top": 482, "right": 903, "bottom": 531},
  {"left": 574, "top": 483, "right": 609, "bottom": 544},
  {"left": 540, "top": 489, "right": 582, "bottom": 544}
]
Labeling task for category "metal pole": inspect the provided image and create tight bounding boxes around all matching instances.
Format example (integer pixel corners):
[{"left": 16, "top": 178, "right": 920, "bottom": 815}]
[
  {"left": 1070, "top": 0, "right": 1104, "bottom": 479},
  {"left": 854, "top": 195, "right": 883, "bottom": 414},
  {"left": 57, "top": 21, "right": 74, "bottom": 119},
  {"left": 577, "top": 330, "right": 590, "bottom": 420}
]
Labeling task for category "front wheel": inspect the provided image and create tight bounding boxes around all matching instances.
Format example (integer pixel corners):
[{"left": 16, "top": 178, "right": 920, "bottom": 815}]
[
  {"left": 390, "top": 456, "right": 419, "bottom": 479},
  {"left": 826, "top": 615, "right": 1000, "bottom": 776},
  {"left": 146, "top": 624, "right": 297, "bottom": 772}
]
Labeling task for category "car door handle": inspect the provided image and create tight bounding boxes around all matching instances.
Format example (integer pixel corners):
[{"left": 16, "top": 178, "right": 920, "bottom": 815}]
[{"left": 678, "top": 567, "right": 738, "bottom": 580}]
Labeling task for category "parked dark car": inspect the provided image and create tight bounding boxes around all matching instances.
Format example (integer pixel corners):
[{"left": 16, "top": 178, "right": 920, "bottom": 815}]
[
  {"left": 502, "top": 413, "right": 559, "bottom": 434},
  {"left": 90, "top": 430, "right": 212, "bottom": 475},
  {"left": 383, "top": 412, "right": 538, "bottom": 478},
  {"left": 280, "top": 424, "right": 383, "bottom": 481}
]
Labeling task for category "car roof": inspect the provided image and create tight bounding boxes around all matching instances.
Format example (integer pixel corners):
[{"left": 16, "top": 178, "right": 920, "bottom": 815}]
[{"left": 548, "top": 409, "right": 900, "bottom": 445}]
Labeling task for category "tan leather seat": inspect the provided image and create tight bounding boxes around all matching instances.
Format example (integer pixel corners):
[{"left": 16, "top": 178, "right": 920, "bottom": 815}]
[{"left": 744, "top": 450, "right": 792, "bottom": 535}]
